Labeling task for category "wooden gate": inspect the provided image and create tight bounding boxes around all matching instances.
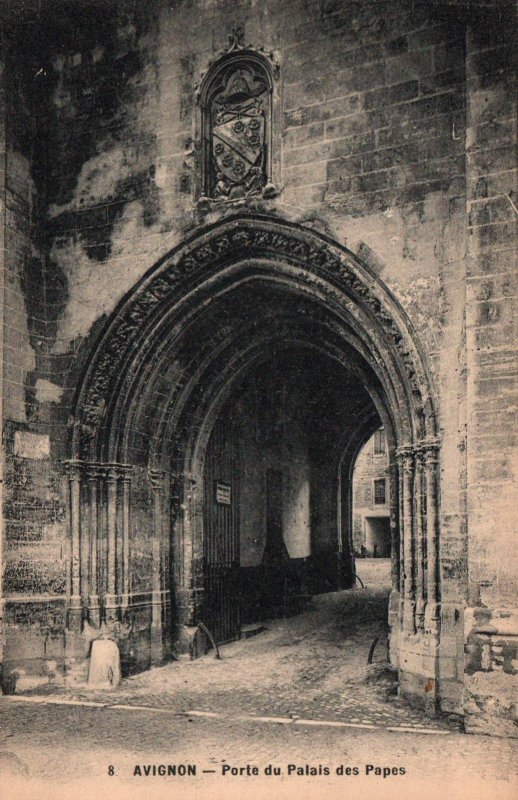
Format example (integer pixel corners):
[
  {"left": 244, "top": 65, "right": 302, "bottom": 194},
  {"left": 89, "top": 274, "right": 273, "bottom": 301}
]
[{"left": 203, "top": 412, "right": 240, "bottom": 644}]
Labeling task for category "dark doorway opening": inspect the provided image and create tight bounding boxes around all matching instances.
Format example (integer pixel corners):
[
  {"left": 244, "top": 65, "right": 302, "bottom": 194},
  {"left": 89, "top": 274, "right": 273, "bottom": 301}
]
[
  {"left": 201, "top": 345, "right": 382, "bottom": 644},
  {"left": 365, "top": 517, "right": 391, "bottom": 558}
]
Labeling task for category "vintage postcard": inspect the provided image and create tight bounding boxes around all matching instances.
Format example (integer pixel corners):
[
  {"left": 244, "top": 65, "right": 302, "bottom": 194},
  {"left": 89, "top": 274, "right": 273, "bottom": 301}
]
[{"left": 0, "top": 0, "right": 516, "bottom": 798}]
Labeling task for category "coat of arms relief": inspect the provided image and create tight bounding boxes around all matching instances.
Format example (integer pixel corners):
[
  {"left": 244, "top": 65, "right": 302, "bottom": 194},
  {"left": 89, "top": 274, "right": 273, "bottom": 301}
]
[{"left": 210, "top": 66, "right": 269, "bottom": 200}]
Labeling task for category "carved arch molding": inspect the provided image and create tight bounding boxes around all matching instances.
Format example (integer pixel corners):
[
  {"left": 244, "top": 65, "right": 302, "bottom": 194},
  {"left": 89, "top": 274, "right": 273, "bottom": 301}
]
[{"left": 64, "top": 215, "right": 441, "bottom": 648}]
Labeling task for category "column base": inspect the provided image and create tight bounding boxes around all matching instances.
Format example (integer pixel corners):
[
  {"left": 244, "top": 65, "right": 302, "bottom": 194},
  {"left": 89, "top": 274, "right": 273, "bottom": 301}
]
[
  {"left": 403, "top": 598, "right": 416, "bottom": 634},
  {"left": 88, "top": 595, "right": 101, "bottom": 627},
  {"left": 119, "top": 593, "right": 130, "bottom": 611},
  {"left": 173, "top": 624, "right": 207, "bottom": 660},
  {"left": 416, "top": 597, "right": 426, "bottom": 631},
  {"left": 67, "top": 597, "right": 83, "bottom": 632},
  {"left": 150, "top": 625, "right": 165, "bottom": 666},
  {"left": 104, "top": 594, "right": 119, "bottom": 624},
  {"left": 425, "top": 602, "right": 441, "bottom": 637},
  {"left": 64, "top": 628, "right": 90, "bottom": 686},
  {"left": 388, "top": 590, "right": 400, "bottom": 669},
  {"left": 150, "top": 590, "right": 164, "bottom": 665}
]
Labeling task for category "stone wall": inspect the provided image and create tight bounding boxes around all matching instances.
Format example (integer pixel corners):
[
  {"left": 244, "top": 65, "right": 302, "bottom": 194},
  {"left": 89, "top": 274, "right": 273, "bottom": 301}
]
[
  {"left": 463, "top": 5, "right": 518, "bottom": 736},
  {"left": 1, "top": 14, "right": 71, "bottom": 686}
]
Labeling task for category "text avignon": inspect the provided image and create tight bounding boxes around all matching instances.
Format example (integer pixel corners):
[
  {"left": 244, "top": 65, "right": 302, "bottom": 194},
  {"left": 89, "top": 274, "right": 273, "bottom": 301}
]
[{"left": 133, "top": 764, "right": 197, "bottom": 776}]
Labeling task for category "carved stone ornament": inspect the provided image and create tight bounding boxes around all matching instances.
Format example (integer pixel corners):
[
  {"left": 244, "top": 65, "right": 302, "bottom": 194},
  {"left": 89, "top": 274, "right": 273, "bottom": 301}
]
[
  {"left": 209, "top": 64, "right": 269, "bottom": 200},
  {"left": 74, "top": 218, "right": 433, "bottom": 457}
]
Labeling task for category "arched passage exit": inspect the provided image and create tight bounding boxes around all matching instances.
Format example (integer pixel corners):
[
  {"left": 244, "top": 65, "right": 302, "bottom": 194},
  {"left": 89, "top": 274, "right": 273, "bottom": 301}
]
[{"left": 66, "top": 214, "right": 441, "bottom": 708}]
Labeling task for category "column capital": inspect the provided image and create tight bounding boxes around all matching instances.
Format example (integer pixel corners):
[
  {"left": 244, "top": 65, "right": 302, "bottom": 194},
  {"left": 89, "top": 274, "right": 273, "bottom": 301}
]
[
  {"left": 120, "top": 464, "right": 133, "bottom": 484},
  {"left": 149, "top": 469, "right": 167, "bottom": 491},
  {"left": 396, "top": 446, "right": 414, "bottom": 472},
  {"left": 422, "top": 441, "right": 440, "bottom": 466},
  {"left": 85, "top": 463, "right": 103, "bottom": 481},
  {"left": 415, "top": 438, "right": 441, "bottom": 455},
  {"left": 414, "top": 447, "right": 426, "bottom": 467},
  {"left": 64, "top": 459, "right": 84, "bottom": 480},
  {"left": 103, "top": 462, "right": 127, "bottom": 481}
]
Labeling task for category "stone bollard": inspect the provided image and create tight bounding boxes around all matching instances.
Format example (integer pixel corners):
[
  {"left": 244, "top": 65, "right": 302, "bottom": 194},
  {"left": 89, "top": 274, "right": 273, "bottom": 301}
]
[{"left": 88, "top": 638, "right": 121, "bottom": 689}]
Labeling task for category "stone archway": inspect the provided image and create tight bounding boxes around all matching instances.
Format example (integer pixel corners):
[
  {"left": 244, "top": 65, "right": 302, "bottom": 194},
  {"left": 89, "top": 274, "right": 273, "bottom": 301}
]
[{"left": 66, "top": 214, "right": 441, "bottom": 706}]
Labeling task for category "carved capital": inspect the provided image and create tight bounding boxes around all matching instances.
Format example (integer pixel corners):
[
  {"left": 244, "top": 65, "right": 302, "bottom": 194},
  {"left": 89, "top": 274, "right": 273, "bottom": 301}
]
[
  {"left": 97, "top": 462, "right": 133, "bottom": 484},
  {"left": 64, "top": 459, "right": 84, "bottom": 482},
  {"left": 85, "top": 463, "right": 103, "bottom": 482},
  {"left": 119, "top": 464, "right": 133, "bottom": 485},
  {"left": 106, "top": 466, "right": 120, "bottom": 485},
  {"left": 421, "top": 439, "right": 441, "bottom": 466},
  {"left": 414, "top": 448, "right": 426, "bottom": 469},
  {"left": 149, "top": 469, "right": 167, "bottom": 493},
  {"left": 396, "top": 446, "right": 414, "bottom": 473}
]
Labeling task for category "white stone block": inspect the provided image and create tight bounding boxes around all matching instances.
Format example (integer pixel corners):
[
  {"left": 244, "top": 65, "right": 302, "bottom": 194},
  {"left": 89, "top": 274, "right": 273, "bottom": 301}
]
[{"left": 88, "top": 639, "right": 121, "bottom": 689}]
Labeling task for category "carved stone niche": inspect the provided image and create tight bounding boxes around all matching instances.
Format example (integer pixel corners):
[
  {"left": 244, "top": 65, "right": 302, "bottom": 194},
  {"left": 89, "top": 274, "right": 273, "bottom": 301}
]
[{"left": 197, "top": 47, "right": 279, "bottom": 204}]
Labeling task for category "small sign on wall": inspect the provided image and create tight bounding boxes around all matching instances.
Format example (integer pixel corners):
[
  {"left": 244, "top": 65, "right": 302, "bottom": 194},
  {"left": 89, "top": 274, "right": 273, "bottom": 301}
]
[
  {"left": 215, "top": 481, "right": 231, "bottom": 505},
  {"left": 13, "top": 430, "right": 50, "bottom": 460}
]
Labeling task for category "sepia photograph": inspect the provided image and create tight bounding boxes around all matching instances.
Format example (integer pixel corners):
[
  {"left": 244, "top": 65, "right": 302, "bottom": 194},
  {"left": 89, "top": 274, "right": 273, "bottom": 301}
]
[{"left": 0, "top": 0, "right": 516, "bottom": 798}]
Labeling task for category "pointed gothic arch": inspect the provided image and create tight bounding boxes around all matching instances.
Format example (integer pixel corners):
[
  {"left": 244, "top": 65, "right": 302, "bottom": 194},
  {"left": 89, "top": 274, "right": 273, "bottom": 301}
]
[{"left": 65, "top": 214, "right": 441, "bottom": 702}]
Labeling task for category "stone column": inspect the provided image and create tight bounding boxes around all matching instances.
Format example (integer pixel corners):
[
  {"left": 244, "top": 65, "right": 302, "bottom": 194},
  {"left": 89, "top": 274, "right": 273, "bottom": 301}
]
[
  {"left": 105, "top": 466, "right": 119, "bottom": 623},
  {"left": 387, "top": 461, "right": 400, "bottom": 591},
  {"left": 399, "top": 448, "right": 416, "bottom": 634},
  {"left": 424, "top": 443, "right": 441, "bottom": 636},
  {"left": 86, "top": 466, "right": 101, "bottom": 627},
  {"left": 66, "top": 462, "right": 83, "bottom": 631},
  {"left": 414, "top": 449, "right": 426, "bottom": 631},
  {"left": 397, "top": 459, "right": 405, "bottom": 623},
  {"left": 170, "top": 472, "right": 204, "bottom": 658},
  {"left": 150, "top": 470, "right": 165, "bottom": 665},
  {"left": 120, "top": 468, "right": 131, "bottom": 610},
  {"left": 386, "top": 459, "right": 401, "bottom": 667}
]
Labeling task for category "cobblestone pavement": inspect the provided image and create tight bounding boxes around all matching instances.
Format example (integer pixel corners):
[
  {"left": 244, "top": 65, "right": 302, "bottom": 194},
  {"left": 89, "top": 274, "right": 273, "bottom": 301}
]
[
  {"left": 17, "top": 560, "right": 455, "bottom": 732},
  {"left": 2, "top": 563, "right": 517, "bottom": 800}
]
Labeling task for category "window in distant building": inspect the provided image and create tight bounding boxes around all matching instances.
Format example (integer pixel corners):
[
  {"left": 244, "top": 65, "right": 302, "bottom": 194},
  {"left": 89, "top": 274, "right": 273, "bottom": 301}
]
[
  {"left": 373, "top": 478, "right": 387, "bottom": 506},
  {"left": 373, "top": 428, "right": 386, "bottom": 455}
]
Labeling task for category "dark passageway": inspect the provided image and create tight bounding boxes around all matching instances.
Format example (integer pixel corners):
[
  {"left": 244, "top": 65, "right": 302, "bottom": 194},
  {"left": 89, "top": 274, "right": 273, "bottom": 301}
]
[{"left": 201, "top": 345, "right": 381, "bottom": 642}]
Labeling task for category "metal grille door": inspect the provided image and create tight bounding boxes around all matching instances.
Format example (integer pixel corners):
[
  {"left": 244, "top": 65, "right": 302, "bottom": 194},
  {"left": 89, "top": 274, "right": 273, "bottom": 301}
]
[{"left": 203, "top": 412, "right": 240, "bottom": 645}]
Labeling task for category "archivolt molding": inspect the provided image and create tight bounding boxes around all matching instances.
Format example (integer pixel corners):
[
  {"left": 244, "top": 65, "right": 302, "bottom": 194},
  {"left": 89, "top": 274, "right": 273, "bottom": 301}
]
[
  {"left": 132, "top": 307, "right": 404, "bottom": 470},
  {"left": 165, "top": 332, "right": 387, "bottom": 480},
  {"left": 113, "top": 271, "right": 410, "bottom": 467},
  {"left": 71, "top": 216, "right": 438, "bottom": 461}
]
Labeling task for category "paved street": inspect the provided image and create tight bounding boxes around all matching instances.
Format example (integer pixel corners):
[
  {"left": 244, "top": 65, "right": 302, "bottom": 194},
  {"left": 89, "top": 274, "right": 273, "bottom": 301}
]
[
  {"left": 16, "top": 561, "right": 449, "bottom": 730},
  {"left": 1, "top": 561, "right": 517, "bottom": 800}
]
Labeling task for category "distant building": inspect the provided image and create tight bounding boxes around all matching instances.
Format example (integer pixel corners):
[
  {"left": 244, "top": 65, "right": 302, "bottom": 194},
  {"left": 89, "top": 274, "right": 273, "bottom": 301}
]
[{"left": 353, "top": 429, "right": 390, "bottom": 558}]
